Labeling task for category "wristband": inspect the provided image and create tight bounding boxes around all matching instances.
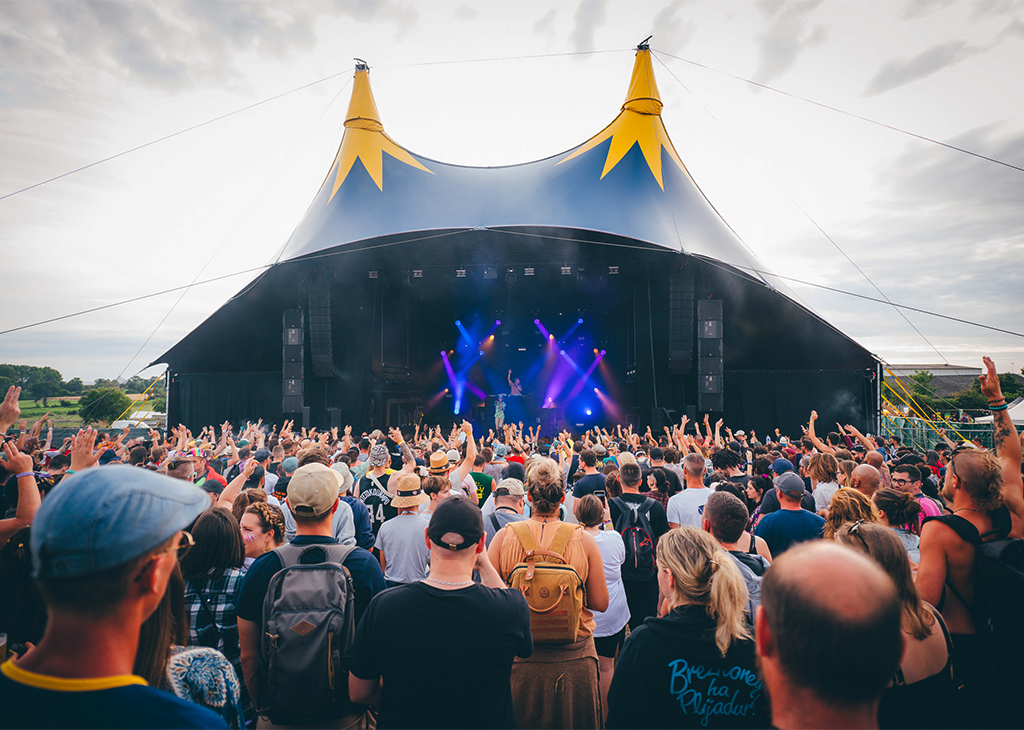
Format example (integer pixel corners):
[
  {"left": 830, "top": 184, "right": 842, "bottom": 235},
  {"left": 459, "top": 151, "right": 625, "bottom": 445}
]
[
  {"left": 989, "top": 404, "right": 1009, "bottom": 412},
  {"left": 16, "top": 472, "right": 34, "bottom": 479},
  {"left": 64, "top": 469, "right": 76, "bottom": 475}
]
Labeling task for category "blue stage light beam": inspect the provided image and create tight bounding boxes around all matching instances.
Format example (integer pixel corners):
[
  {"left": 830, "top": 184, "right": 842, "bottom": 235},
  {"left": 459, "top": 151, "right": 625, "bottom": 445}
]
[
  {"left": 481, "top": 319, "right": 502, "bottom": 342},
  {"left": 455, "top": 320, "right": 474, "bottom": 346},
  {"left": 558, "top": 318, "right": 584, "bottom": 343}
]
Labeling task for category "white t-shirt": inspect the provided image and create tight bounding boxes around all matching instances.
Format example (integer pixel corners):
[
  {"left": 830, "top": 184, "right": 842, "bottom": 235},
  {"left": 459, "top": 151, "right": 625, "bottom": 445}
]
[
  {"left": 813, "top": 481, "right": 840, "bottom": 512},
  {"left": 667, "top": 487, "right": 712, "bottom": 527},
  {"left": 591, "top": 530, "right": 630, "bottom": 637}
]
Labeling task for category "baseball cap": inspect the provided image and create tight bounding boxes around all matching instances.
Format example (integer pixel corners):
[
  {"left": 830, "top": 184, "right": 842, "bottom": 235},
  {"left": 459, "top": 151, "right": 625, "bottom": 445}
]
[
  {"left": 427, "top": 496, "right": 484, "bottom": 551},
  {"left": 253, "top": 448, "right": 271, "bottom": 462},
  {"left": 281, "top": 456, "right": 299, "bottom": 474},
  {"left": 98, "top": 449, "right": 120, "bottom": 466},
  {"left": 369, "top": 443, "right": 389, "bottom": 467},
  {"left": 735, "top": 430, "right": 746, "bottom": 437},
  {"left": 771, "top": 458, "right": 795, "bottom": 475},
  {"left": 31, "top": 465, "right": 208, "bottom": 580},
  {"left": 774, "top": 472, "right": 806, "bottom": 497},
  {"left": 593, "top": 444, "right": 608, "bottom": 457},
  {"left": 446, "top": 449, "right": 461, "bottom": 464},
  {"left": 330, "top": 462, "right": 355, "bottom": 494},
  {"left": 493, "top": 443, "right": 508, "bottom": 459},
  {"left": 494, "top": 477, "right": 525, "bottom": 497},
  {"left": 287, "top": 463, "right": 340, "bottom": 518}
]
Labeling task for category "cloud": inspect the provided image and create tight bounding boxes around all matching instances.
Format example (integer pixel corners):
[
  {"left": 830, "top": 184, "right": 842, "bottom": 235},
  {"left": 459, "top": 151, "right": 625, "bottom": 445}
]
[
  {"left": 751, "top": 0, "right": 828, "bottom": 85},
  {"left": 0, "top": 0, "right": 415, "bottom": 100},
  {"left": 650, "top": 0, "right": 697, "bottom": 55},
  {"left": 532, "top": 8, "right": 558, "bottom": 37},
  {"left": 453, "top": 5, "right": 478, "bottom": 20},
  {"left": 898, "top": 0, "right": 957, "bottom": 20},
  {"left": 865, "top": 40, "right": 980, "bottom": 96},
  {"left": 569, "top": 0, "right": 607, "bottom": 54}
]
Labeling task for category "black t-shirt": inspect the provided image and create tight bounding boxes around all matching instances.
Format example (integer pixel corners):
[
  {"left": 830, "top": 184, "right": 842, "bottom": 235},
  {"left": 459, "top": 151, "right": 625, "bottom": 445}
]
[
  {"left": 609, "top": 492, "right": 670, "bottom": 544},
  {"left": 350, "top": 582, "right": 533, "bottom": 728},
  {"left": 358, "top": 473, "right": 396, "bottom": 538},
  {"left": 643, "top": 465, "right": 682, "bottom": 495},
  {"left": 573, "top": 472, "right": 606, "bottom": 499}
]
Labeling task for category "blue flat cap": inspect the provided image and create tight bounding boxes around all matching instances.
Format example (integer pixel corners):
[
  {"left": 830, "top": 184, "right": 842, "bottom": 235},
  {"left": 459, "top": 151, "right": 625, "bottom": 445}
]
[{"left": 32, "top": 465, "right": 209, "bottom": 579}]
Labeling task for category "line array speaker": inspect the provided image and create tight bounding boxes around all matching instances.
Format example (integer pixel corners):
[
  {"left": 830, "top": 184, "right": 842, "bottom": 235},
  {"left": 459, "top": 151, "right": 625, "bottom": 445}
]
[
  {"left": 697, "top": 300, "right": 724, "bottom": 413},
  {"left": 309, "top": 281, "right": 333, "bottom": 378},
  {"left": 282, "top": 308, "right": 304, "bottom": 415},
  {"left": 668, "top": 272, "right": 694, "bottom": 374}
]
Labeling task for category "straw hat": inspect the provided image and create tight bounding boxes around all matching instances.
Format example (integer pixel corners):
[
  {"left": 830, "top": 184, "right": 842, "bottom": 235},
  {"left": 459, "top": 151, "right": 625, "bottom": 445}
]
[{"left": 391, "top": 473, "right": 429, "bottom": 509}]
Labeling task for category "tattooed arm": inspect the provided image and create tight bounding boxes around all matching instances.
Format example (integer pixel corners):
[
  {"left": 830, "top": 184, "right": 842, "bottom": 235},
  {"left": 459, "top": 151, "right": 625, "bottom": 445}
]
[{"left": 980, "top": 356, "right": 1024, "bottom": 538}]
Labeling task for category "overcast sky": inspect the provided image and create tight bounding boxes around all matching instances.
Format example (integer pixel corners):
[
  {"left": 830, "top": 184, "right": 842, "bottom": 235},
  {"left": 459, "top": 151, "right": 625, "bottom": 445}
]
[{"left": 1, "top": 0, "right": 1022, "bottom": 384}]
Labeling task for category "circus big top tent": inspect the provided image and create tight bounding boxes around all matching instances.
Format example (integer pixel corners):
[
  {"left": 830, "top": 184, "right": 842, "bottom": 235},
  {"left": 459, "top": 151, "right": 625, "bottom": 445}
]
[{"left": 155, "top": 43, "right": 880, "bottom": 435}]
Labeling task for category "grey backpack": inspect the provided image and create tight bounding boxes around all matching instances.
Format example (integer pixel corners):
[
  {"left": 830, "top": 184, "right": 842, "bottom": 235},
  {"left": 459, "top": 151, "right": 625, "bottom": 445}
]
[{"left": 257, "top": 542, "right": 357, "bottom": 725}]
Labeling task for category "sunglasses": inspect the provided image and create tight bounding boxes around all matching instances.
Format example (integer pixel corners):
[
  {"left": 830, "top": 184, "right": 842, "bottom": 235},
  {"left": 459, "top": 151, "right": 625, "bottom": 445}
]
[
  {"left": 134, "top": 531, "right": 194, "bottom": 583},
  {"left": 846, "top": 519, "right": 869, "bottom": 552}
]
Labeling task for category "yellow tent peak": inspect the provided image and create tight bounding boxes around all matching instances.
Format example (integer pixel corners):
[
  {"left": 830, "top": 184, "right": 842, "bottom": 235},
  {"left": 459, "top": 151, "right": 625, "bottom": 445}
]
[
  {"left": 622, "top": 47, "right": 663, "bottom": 116},
  {"left": 556, "top": 42, "right": 687, "bottom": 190},
  {"left": 345, "top": 63, "right": 383, "bottom": 132}
]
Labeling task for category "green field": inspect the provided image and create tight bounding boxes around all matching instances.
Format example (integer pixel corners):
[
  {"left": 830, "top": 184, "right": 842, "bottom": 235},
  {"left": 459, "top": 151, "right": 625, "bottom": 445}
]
[{"left": 16, "top": 395, "right": 151, "bottom": 428}]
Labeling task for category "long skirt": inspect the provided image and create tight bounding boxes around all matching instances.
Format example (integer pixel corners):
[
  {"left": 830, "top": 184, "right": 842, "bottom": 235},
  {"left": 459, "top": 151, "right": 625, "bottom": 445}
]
[{"left": 511, "top": 635, "right": 601, "bottom": 729}]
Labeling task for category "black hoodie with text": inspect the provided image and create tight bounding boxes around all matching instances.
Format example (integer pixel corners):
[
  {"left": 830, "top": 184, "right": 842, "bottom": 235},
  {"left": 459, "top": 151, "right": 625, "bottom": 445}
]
[{"left": 606, "top": 605, "right": 769, "bottom": 729}]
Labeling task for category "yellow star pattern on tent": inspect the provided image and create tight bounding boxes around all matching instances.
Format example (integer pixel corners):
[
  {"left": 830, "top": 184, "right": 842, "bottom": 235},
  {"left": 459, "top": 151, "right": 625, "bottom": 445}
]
[
  {"left": 557, "top": 49, "right": 689, "bottom": 191},
  {"left": 328, "top": 68, "right": 432, "bottom": 200}
]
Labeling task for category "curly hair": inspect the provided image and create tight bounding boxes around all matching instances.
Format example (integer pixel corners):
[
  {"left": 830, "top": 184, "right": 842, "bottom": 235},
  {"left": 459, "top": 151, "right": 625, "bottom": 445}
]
[{"left": 824, "top": 488, "right": 880, "bottom": 539}]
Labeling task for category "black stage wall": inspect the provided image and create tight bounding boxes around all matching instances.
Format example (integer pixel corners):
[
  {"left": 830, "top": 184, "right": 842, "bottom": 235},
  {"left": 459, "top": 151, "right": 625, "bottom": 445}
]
[{"left": 164, "top": 228, "right": 878, "bottom": 435}]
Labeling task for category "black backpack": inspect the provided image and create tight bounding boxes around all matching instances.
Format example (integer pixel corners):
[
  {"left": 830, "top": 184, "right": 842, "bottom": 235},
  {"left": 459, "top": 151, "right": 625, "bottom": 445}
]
[
  {"left": 924, "top": 510, "right": 1024, "bottom": 723},
  {"left": 257, "top": 543, "right": 358, "bottom": 725},
  {"left": 610, "top": 497, "right": 658, "bottom": 582}
]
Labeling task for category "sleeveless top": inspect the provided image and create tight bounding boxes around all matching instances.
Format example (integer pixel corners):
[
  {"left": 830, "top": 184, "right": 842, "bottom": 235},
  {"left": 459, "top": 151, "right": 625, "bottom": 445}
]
[
  {"left": 878, "top": 604, "right": 957, "bottom": 729},
  {"left": 497, "top": 519, "right": 595, "bottom": 638}
]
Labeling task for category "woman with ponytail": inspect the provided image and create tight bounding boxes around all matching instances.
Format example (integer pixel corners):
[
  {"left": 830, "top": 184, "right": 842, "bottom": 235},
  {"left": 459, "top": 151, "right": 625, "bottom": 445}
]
[
  {"left": 606, "top": 527, "right": 768, "bottom": 729},
  {"left": 873, "top": 487, "right": 925, "bottom": 563}
]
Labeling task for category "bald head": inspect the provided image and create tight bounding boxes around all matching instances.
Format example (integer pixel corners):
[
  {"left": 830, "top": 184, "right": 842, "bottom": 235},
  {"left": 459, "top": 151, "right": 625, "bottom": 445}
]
[
  {"left": 851, "top": 464, "right": 881, "bottom": 498},
  {"left": 758, "top": 542, "right": 903, "bottom": 708},
  {"left": 864, "top": 451, "right": 884, "bottom": 469}
]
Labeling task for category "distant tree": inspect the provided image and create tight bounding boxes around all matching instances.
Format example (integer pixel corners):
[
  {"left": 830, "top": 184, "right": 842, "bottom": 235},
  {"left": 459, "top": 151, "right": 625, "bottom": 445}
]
[
  {"left": 906, "top": 371, "right": 942, "bottom": 414},
  {"left": 77, "top": 388, "right": 132, "bottom": 426},
  {"left": 949, "top": 380, "right": 990, "bottom": 411},
  {"left": 92, "top": 378, "right": 121, "bottom": 391},
  {"left": 63, "top": 377, "right": 84, "bottom": 395},
  {"left": 998, "top": 373, "right": 1023, "bottom": 400},
  {"left": 122, "top": 375, "right": 165, "bottom": 396}
]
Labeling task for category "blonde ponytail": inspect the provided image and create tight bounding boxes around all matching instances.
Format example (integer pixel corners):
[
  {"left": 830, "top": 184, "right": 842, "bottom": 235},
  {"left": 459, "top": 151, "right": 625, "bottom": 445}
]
[{"left": 658, "top": 527, "right": 751, "bottom": 656}]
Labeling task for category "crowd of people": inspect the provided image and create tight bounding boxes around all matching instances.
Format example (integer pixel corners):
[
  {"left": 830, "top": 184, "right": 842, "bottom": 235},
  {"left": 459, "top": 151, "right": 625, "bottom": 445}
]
[{"left": 0, "top": 356, "right": 1022, "bottom": 729}]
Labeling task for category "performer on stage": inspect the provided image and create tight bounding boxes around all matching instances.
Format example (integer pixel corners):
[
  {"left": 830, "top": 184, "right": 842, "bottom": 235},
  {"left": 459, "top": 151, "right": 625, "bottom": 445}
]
[
  {"left": 508, "top": 369, "right": 523, "bottom": 396},
  {"left": 495, "top": 394, "right": 505, "bottom": 430}
]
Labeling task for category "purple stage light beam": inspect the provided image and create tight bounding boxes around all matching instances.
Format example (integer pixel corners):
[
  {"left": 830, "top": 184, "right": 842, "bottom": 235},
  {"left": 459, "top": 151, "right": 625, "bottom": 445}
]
[
  {"left": 564, "top": 350, "right": 605, "bottom": 402},
  {"left": 534, "top": 318, "right": 552, "bottom": 340},
  {"left": 558, "top": 318, "right": 584, "bottom": 343}
]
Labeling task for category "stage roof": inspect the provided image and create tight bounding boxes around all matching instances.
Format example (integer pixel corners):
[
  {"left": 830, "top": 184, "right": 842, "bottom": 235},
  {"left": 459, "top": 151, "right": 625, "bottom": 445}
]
[{"left": 275, "top": 46, "right": 779, "bottom": 289}]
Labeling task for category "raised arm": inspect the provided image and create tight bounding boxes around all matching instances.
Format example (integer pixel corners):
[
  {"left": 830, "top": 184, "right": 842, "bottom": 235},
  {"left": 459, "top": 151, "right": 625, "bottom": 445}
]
[
  {"left": 980, "top": 357, "right": 1024, "bottom": 537},
  {"left": 0, "top": 441, "right": 41, "bottom": 545},
  {"left": 453, "top": 421, "right": 477, "bottom": 485},
  {"left": 806, "top": 411, "right": 835, "bottom": 454}
]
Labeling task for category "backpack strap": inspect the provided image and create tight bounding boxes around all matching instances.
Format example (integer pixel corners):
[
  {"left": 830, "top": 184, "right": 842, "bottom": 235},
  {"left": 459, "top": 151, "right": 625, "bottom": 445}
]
[
  {"left": 923, "top": 514, "right": 982, "bottom": 545},
  {"left": 547, "top": 523, "right": 578, "bottom": 560},
  {"left": 490, "top": 513, "right": 501, "bottom": 532},
  {"left": 637, "top": 498, "right": 655, "bottom": 519},
  {"left": 508, "top": 521, "right": 573, "bottom": 580},
  {"left": 274, "top": 542, "right": 357, "bottom": 569}
]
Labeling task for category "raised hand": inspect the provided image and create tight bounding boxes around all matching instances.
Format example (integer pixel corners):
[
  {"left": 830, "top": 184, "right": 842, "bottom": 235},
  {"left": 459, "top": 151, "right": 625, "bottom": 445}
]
[
  {"left": 2, "top": 440, "right": 33, "bottom": 475},
  {"left": 70, "top": 428, "right": 101, "bottom": 472},
  {"left": 0, "top": 386, "right": 22, "bottom": 432},
  {"left": 979, "top": 356, "right": 1004, "bottom": 401},
  {"left": 810, "top": 410, "right": 818, "bottom": 422}
]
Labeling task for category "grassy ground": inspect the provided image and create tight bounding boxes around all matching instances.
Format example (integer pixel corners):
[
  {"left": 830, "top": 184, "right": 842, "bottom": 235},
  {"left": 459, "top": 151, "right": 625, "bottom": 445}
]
[{"left": 17, "top": 394, "right": 149, "bottom": 429}]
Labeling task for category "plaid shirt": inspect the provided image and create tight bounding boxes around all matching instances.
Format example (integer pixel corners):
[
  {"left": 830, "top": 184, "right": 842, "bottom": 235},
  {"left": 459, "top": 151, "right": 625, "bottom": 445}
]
[{"left": 184, "top": 568, "right": 253, "bottom": 721}]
